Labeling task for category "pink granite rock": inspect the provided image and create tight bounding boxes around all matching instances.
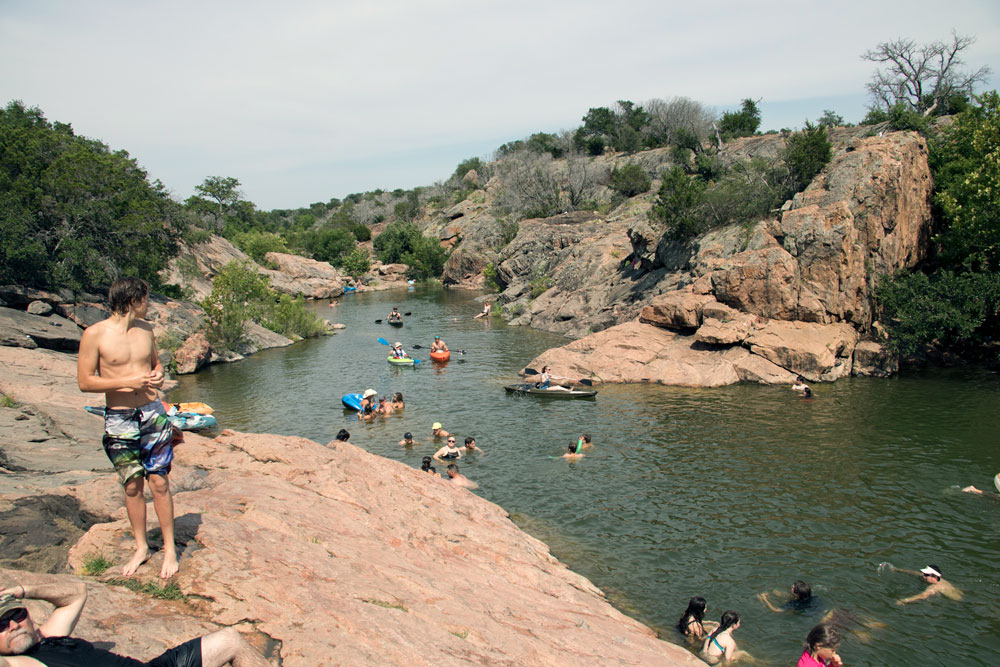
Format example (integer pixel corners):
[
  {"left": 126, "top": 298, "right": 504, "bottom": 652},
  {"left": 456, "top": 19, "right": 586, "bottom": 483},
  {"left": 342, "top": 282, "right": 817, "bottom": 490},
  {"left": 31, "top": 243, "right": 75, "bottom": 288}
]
[{"left": 172, "top": 333, "right": 211, "bottom": 375}]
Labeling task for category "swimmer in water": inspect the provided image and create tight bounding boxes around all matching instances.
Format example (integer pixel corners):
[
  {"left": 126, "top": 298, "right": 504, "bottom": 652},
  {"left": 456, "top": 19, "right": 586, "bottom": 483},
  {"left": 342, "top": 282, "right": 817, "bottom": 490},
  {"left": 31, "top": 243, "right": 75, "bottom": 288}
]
[
  {"left": 578, "top": 434, "right": 593, "bottom": 450},
  {"left": 562, "top": 441, "right": 584, "bottom": 460},
  {"left": 894, "top": 564, "right": 962, "bottom": 605},
  {"left": 420, "top": 456, "right": 437, "bottom": 475},
  {"left": 334, "top": 429, "right": 350, "bottom": 444},
  {"left": 446, "top": 463, "right": 478, "bottom": 489},
  {"left": 391, "top": 392, "right": 404, "bottom": 410},
  {"left": 677, "top": 596, "right": 718, "bottom": 642},
  {"left": 463, "top": 437, "right": 483, "bottom": 454},
  {"left": 758, "top": 580, "right": 819, "bottom": 613},
  {"left": 702, "top": 610, "right": 752, "bottom": 664},
  {"left": 433, "top": 436, "right": 462, "bottom": 462},
  {"left": 431, "top": 422, "right": 450, "bottom": 439},
  {"left": 399, "top": 432, "right": 416, "bottom": 446},
  {"left": 792, "top": 375, "right": 810, "bottom": 393}
]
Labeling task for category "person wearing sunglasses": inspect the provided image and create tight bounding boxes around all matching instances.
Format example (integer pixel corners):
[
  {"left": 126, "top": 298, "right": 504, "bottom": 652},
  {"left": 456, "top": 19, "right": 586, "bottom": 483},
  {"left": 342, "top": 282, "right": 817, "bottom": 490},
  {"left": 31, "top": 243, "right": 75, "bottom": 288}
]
[
  {"left": 433, "top": 437, "right": 462, "bottom": 462},
  {"left": 0, "top": 580, "right": 269, "bottom": 666}
]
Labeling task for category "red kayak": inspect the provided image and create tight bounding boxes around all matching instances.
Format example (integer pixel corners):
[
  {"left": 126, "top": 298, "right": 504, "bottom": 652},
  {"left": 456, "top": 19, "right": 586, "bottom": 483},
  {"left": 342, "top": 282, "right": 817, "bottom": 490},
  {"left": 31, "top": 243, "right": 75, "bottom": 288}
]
[{"left": 430, "top": 349, "right": 451, "bottom": 362}]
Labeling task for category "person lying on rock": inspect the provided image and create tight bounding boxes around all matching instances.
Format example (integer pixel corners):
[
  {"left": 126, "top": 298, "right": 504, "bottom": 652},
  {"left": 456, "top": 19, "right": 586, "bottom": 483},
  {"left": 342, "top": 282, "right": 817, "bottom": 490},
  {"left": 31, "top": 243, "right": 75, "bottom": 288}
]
[
  {"left": 0, "top": 581, "right": 271, "bottom": 666},
  {"left": 77, "top": 277, "right": 179, "bottom": 580}
]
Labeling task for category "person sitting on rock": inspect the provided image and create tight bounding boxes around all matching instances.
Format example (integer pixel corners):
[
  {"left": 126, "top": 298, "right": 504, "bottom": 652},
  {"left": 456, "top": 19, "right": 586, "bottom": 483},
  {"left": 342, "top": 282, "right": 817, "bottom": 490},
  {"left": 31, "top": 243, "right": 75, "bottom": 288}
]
[
  {"left": 473, "top": 302, "right": 491, "bottom": 319},
  {"left": 0, "top": 580, "right": 270, "bottom": 666}
]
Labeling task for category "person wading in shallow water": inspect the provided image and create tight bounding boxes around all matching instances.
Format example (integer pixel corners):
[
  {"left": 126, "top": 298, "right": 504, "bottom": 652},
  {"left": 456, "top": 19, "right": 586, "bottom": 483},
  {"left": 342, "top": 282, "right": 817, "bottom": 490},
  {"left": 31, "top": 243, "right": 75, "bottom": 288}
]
[
  {"left": 77, "top": 277, "right": 179, "bottom": 580},
  {"left": 0, "top": 581, "right": 271, "bottom": 666}
]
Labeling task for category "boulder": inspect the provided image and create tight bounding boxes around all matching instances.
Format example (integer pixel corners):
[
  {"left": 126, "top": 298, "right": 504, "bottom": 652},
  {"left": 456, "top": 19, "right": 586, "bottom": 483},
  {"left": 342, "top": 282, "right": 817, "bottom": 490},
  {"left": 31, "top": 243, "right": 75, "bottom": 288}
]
[
  {"left": 852, "top": 339, "right": 898, "bottom": 377},
  {"left": 55, "top": 302, "right": 109, "bottom": 329},
  {"left": 695, "top": 315, "right": 754, "bottom": 346},
  {"left": 639, "top": 292, "right": 717, "bottom": 330},
  {"left": 0, "top": 307, "right": 81, "bottom": 352},
  {"left": 746, "top": 320, "right": 859, "bottom": 381},
  {"left": 161, "top": 237, "right": 249, "bottom": 302},
  {"left": 26, "top": 300, "right": 53, "bottom": 316},
  {"left": 173, "top": 333, "right": 211, "bottom": 375},
  {"left": 262, "top": 252, "right": 344, "bottom": 299}
]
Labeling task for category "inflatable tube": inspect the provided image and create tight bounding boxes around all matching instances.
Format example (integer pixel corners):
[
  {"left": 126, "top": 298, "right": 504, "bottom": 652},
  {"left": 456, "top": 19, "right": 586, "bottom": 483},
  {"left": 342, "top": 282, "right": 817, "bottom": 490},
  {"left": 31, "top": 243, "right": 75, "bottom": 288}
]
[
  {"left": 430, "top": 349, "right": 451, "bottom": 362},
  {"left": 341, "top": 393, "right": 363, "bottom": 411},
  {"left": 83, "top": 406, "right": 217, "bottom": 431}
]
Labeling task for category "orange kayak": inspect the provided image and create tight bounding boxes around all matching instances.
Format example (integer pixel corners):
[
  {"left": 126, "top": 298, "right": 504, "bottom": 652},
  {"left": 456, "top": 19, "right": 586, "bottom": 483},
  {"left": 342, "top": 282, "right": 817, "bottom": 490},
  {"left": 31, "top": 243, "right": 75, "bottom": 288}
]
[{"left": 430, "top": 349, "right": 451, "bottom": 362}]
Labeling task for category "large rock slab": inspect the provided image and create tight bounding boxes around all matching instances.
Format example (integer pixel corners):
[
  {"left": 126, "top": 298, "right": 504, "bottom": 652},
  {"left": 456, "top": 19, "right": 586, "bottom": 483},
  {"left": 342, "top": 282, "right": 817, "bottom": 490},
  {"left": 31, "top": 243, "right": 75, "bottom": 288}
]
[
  {"left": 526, "top": 319, "right": 791, "bottom": 387},
  {"left": 0, "top": 306, "right": 82, "bottom": 351},
  {"left": 746, "top": 320, "right": 859, "bottom": 381},
  {"left": 262, "top": 252, "right": 344, "bottom": 299},
  {"left": 64, "top": 429, "right": 701, "bottom": 666}
]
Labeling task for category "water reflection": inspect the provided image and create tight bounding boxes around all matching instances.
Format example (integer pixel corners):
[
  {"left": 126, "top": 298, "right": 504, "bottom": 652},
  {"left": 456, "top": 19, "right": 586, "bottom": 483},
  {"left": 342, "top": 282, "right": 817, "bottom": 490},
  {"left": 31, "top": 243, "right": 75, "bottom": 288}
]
[{"left": 171, "top": 286, "right": 1000, "bottom": 665}]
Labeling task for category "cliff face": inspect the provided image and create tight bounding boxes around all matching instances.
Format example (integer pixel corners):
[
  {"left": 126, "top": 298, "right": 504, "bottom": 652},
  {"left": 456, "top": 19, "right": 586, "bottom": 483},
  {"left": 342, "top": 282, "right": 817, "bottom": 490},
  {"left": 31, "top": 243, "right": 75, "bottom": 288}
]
[
  {"left": 0, "top": 345, "right": 702, "bottom": 666},
  {"left": 439, "top": 128, "right": 931, "bottom": 385}
]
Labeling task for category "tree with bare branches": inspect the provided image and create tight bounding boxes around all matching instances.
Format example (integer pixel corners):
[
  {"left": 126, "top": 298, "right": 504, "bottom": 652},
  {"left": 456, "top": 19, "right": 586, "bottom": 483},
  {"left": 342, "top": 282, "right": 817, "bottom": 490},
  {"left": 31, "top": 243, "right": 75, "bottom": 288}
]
[{"left": 862, "top": 32, "right": 991, "bottom": 115}]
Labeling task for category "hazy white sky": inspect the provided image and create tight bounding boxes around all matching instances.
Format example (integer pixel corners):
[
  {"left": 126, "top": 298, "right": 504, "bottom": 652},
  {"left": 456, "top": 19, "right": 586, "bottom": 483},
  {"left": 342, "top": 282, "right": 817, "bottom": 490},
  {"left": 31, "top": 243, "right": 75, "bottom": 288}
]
[{"left": 2, "top": 1, "right": 998, "bottom": 210}]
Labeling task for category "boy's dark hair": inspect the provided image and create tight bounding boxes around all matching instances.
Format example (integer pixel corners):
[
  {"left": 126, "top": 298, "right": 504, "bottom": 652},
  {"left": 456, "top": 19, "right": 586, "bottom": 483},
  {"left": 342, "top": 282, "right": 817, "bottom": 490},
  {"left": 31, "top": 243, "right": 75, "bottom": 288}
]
[
  {"left": 108, "top": 278, "right": 149, "bottom": 315},
  {"left": 792, "top": 580, "right": 812, "bottom": 600},
  {"left": 465, "top": 437, "right": 475, "bottom": 445}
]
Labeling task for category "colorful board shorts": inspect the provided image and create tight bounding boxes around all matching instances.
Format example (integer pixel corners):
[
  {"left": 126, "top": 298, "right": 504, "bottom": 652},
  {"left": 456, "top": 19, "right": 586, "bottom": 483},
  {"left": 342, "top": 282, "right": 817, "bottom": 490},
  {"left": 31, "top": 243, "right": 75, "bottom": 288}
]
[{"left": 102, "top": 400, "right": 177, "bottom": 484}]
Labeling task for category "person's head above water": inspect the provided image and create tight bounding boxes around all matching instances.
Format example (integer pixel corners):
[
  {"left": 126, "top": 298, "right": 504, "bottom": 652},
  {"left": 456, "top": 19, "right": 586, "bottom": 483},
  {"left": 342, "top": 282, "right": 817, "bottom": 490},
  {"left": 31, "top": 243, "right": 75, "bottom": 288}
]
[
  {"left": 567, "top": 441, "right": 580, "bottom": 454},
  {"left": 403, "top": 432, "right": 413, "bottom": 442},
  {"left": 393, "top": 392, "right": 403, "bottom": 402},
  {"left": 709, "top": 610, "right": 740, "bottom": 639},
  {"left": 446, "top": 463, "right": 459, "bottom": 477},
  {"left": 678, "top": 596, "right": 708, "bottom": 629},
  {"left": 363, "top": 388, "right": 376, "bottom": 399},
  {"left": 792, "top": 580, "right": 812, "bottom": 600},
  {"left": 420, "top": 456, "right": 432, "bottom": 470},
  {"left": 804, "top": 623, "right": 841, "bottom": 656},
  {"left": 434, "top": 335, "right": 440, "bottom": 340},
  {"left": 432, "top": 422, "right": 442, "bottom": 431},
  {"left": 803, "top": 386, "right": 813, "bottom": 398},
  {"left": 920, "top": 565, "right": 942, "bottom": 581},
  {"left": 335, "top": 429, "right": 350, "bottom": 442}
]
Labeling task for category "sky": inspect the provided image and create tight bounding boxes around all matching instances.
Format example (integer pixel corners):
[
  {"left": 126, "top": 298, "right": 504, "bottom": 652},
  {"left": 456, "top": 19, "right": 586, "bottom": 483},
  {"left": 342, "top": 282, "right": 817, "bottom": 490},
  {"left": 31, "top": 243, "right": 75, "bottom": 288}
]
[{"left": 2, "top": 1, "right": 999, "bottom": 211}]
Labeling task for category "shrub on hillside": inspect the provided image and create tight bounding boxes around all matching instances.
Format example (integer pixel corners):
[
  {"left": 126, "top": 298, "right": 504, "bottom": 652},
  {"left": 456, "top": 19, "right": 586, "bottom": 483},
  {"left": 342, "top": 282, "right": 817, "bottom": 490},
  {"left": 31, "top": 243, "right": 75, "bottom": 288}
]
[
  {"left": 202, "top": 260, "right": 270, "bottom": 351},
  {"left": 649, "top": 167, "right": 707, "bottom": 240},
  {"left": 785, "top": 122, "right": 832, "bottom": 190},
  {"left": 233, "top": 231, "right": 289, "bottom": 264},
  {"left": 609, "top": 163, "right": 652, "bottom": 197},
  {"left": 373, "top": 221, "right": 422, "bottom": 264}
]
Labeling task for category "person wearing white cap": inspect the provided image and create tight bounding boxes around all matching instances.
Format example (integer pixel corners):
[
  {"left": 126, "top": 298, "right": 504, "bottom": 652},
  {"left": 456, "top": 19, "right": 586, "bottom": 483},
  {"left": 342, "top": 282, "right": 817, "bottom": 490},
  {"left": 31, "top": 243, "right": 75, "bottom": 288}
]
[
  {"left": 391, "top": 342, "right": 408, "bottom": 359},
  {"left": 893, "top": 564, "right": 963, "bottom": 604}
]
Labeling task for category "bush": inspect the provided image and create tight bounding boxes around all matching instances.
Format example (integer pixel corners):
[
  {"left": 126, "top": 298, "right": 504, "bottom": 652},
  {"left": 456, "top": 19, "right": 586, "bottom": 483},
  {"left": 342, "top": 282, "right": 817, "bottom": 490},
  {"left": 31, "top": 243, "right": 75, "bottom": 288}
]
[
  {"left": 233, "top": 231, "right": 289, "bottom": 263},
  {"left": 785, "top": 122, "right": 832, "bottom": 190},
  {"left": 718, "top": 98, "right": 761, "bottom": 141},
  {"left": 261, "top": 293, "right": 327, "bottom": 339},
  {"left": 307, "top": 226, "right": 355, "bottom": 266},
  {"left": 202, "top": 260, "right": 270, "bottom": 352},
  {"left": 876, "top": 270, "right": 1000, "bottom": 357},
  {"left": 341, "top": 247, "right": 371, "bottom": 281},
  {"left": 648, "top": 167, "right": 707, "bottom": 240},
  {"left": 373, "top": 221, "right": 421, "bottom": 264},
  {"left": 402, "top": 235, "right": 448, "bottom": 280},
  {"left": 350, "top": 223, "right": 371, "bottom": 242},
  {"left": 609, "top": 163, "right": 652, "bottom": 197}
]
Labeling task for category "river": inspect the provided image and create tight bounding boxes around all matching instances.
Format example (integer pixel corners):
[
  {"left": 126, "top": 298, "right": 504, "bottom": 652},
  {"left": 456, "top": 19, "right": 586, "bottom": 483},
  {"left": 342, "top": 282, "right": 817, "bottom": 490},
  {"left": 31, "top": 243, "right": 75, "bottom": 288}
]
[{"left": 170, "top": 286, "right": 1000, "bottom": 666}]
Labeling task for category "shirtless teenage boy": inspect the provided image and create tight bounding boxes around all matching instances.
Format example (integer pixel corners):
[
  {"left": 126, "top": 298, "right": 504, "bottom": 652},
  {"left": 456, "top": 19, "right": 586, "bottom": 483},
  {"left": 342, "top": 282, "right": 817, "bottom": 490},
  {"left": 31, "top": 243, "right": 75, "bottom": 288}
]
[{"left": 77, "top": 278, "right": 179, "bottom": 580}]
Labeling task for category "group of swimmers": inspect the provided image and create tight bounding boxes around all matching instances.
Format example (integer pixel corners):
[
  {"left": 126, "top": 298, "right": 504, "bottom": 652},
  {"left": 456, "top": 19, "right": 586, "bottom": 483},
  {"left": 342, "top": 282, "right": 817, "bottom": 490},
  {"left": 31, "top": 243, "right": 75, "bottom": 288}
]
[
  {"left": 678, "top": 565, "right": 961, "bottom": 664},
  {"left": 357, "top": 388, "right": 404, "bottom": 421}
]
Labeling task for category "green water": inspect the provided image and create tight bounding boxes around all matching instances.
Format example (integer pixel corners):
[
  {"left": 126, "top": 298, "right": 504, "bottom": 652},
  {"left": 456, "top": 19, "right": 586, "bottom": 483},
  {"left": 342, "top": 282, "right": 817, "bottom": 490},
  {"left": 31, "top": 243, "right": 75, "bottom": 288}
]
[{"left": 171, "top": 286, "right": 1000, "bottom": 666}]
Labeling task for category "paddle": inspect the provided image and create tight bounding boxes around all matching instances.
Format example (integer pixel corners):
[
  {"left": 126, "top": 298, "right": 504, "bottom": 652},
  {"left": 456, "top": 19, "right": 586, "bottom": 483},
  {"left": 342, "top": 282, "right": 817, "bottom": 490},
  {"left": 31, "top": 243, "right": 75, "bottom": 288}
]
[
  {"left": 523, "top": 367, "right": 594, "bottom": 386},
  {"left": 377, "top": 337, "right": 420, "bottom": 363},
  {"left": 374, "top": 319, "right": 382, "bottom": 324}
]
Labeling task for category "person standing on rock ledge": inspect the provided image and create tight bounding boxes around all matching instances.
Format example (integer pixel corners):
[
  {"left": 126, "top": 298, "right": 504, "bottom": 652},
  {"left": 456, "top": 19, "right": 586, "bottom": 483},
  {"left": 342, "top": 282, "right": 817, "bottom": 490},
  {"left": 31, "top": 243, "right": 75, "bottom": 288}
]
[
  {"left": 0, "top": 581, "right": 271, "bottom": 666},
  {"left": 77, "top": 278, "right": 180, "bottom": 581}
]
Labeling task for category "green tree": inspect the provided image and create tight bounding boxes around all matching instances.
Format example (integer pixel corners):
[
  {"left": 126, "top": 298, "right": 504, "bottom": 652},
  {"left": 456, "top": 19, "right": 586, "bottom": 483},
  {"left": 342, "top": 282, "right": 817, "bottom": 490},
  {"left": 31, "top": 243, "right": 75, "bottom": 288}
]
[
  {"left": 0, "top": 100, "right": 185, "bottom": 292},
  {"left": 202, "top": 259, "right": 270, "bottom": 351},
  {"left": 373, "top": 221, "right": 422, "bottom": 264},
  {"left": 718, "top": 98, "right": 761, "bottom": 141},
  {"left": 877, "top": 91, "right": 1000, "bottom": 361},
  {"left": 341, "top": 247, "right": 371, "bottom": 281},
  {"left": 307, "top": 226, "right": 355, "bottom": 266},
  {"left": 233, "top": 231, "right": 289, "bottom": 264},
  {"left": 817, "top": 110, "right": 845, "bottom": 128},
  {"left": 402, "top": 236, "right": 449, "bottom": 280}
]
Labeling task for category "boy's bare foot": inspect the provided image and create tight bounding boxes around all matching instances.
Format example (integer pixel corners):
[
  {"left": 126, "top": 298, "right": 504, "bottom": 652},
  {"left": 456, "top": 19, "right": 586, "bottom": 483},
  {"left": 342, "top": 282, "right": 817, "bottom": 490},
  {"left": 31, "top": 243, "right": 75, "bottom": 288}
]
[
  {"left": 123, "top": 546, "right": 151, "bottom": 577},
  {"left": 160, "top": 551, "right": 179, "bottom": 579}
]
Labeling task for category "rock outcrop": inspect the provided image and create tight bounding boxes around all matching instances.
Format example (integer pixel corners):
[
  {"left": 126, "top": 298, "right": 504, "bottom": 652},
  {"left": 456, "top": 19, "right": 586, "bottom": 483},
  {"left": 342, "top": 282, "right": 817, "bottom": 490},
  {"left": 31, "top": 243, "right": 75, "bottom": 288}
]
[
  {"left": 0, "top": 345, "right": 703, "bottom": 666},
  {"left": 508, "top": 129, "right": 931, "bottom": 386}
]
